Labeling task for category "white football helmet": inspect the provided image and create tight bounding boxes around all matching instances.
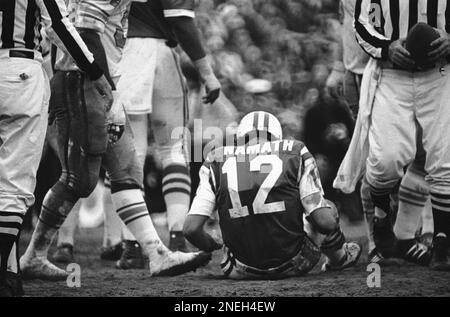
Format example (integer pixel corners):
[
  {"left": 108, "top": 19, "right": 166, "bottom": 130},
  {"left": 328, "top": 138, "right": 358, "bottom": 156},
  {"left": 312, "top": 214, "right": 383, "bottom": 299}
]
[{"left": 236, "top": 111, "right": 282, "bottom": 141}]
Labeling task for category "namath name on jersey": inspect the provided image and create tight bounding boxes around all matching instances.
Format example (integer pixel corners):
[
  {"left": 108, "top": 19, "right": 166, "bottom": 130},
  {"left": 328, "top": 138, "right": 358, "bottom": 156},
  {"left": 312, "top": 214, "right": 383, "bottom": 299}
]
[{"left": 223, "top": 140, "right": 295, "bottom": 157}]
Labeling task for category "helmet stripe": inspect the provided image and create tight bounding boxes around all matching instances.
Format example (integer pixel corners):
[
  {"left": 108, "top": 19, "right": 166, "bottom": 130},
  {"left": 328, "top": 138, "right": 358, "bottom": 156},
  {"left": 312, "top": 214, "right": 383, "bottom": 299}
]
[
  {"left": 257, "top": 111, "right": 265, "bottom": 131},
  {"left": 252, "top": 112, "right": 258, "bottom": 131},
  {"left": 263, "top": 112, "right": 269, "bottom": 131}
]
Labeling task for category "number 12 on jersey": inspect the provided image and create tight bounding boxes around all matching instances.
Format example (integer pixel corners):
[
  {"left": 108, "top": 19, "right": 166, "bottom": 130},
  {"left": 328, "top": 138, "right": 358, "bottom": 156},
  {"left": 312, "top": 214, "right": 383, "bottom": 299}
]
[{"left": 222, "top": 154, "right": 286, "bottom": 219}]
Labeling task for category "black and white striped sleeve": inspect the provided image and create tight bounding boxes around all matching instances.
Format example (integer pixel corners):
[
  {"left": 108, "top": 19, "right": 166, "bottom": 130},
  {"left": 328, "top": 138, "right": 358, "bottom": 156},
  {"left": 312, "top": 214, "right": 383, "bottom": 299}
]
[
  {"left": 354, "top": 0, "right": 392, "bottom": 60},
  {"left": 37, "top": 0, "right": 103, "bottom": 80}
]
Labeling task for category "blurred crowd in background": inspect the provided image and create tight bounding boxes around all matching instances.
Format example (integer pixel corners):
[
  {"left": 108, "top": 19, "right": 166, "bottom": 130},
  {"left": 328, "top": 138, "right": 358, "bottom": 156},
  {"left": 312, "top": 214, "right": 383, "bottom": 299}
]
[{"left": 186, "top": 0, "right": 341, "bottom": 139}]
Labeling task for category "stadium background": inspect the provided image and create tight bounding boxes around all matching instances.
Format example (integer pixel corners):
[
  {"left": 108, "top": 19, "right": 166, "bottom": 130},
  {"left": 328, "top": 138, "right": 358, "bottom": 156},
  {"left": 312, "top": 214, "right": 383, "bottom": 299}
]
[{"left": 20, "top": 0, "right": 450, "bottom": 296}]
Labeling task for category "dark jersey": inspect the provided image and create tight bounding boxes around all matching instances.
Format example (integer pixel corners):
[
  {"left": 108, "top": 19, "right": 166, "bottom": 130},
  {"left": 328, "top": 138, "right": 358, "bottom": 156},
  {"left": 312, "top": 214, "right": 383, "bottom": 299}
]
[
  {"left": 127, "top": 0, "right": 195, "bottom": 46},
  {"left": 190, "top": 139, "right": 328, "bottom": 270}
]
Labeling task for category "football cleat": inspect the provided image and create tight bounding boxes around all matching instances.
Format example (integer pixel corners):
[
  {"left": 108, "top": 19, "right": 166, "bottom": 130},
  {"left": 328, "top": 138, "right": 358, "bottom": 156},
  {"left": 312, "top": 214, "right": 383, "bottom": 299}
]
[
  {"left": 395, "top": 239, "right": 431, "bottom": 266},
  {"left": 52, "top": 243, "right": 74, "bottom": 263},
  {"left": 169, "top": 231, "right": 188, "bottom": 252},
  {"left": 115, "top": 240, "right": 145, "bottom": 270},
  {"left": 20, "top": 256, "right": 68, "bottom": 281},
  {"left": 100, "top": 243, "right": 124, "bottom": 261},
  {"left": 368, "top": 247, "right": 404, "bottom": 266},
  {"left": 420, "top": 232, "right": 434, "bottom": 249},
  {"left": 149, "top": 250, "right": 212, "bottom": 277},
  {"left": 321, "top": 242, "right": 362, "bottom": 272},
  {"left": 430, "top": 236, "right": 450, "bottom": 271}
]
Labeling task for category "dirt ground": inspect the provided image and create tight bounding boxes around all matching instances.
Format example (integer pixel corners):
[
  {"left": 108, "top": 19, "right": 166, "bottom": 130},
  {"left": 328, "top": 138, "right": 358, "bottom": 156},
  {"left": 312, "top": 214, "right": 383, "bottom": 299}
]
[{"left": 18, "top": 217, "right": 450, "bottom": 297}]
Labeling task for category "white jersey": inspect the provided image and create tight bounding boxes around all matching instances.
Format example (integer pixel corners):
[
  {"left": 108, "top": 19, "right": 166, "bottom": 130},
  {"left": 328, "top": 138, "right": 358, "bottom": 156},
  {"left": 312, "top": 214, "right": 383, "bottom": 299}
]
[{"left": 55, "top": 0, "right": 131, "bottom": 79}]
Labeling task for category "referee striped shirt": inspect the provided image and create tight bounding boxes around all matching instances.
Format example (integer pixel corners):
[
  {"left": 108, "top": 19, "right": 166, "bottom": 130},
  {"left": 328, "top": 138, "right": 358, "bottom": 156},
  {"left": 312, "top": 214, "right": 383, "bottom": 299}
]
[
  {"left": 0, "top": 0, "right": 103, "bottom": 79},
  {"left": 355, "top": 0, "right": 450, "bottom": 60}
]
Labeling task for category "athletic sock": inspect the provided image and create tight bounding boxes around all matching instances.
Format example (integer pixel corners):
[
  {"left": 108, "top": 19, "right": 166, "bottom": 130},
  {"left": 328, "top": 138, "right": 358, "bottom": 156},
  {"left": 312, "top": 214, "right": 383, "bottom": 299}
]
[
  {"left": 102, "top": 176, "right": 127, "bottom": 247},
  {"left": 0, "top": 211, "right": 24, "bottom": 283},
  {"left": 361, "top": 178, "right": 376, "bottom": 252},
  {"left": 111, "top": 189, "right": 166, "bottom": 257},
  {"left": 320, "top": 228, "right": 346, "bottom": 265},
  {"left": 370, "top": 185, "right": 391, "bottom": 218},
  {"left": 22, "top": 183, "right": 78, "bottom": 259},
  {"left": 395, "top": 168, "right": 429, "bottom": 240},
  {"left": 430, "top": 193, "right": 450, "bottom": 240},
  {"left": 162, "top": 164, "right": 191, "bottom": 232}
]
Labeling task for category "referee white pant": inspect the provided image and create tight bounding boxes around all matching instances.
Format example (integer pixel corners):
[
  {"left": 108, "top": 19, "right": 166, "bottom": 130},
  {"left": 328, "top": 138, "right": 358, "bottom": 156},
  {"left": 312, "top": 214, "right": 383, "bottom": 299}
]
[
  {"left": 366, "top": 64, "right": 450, "bottom": 196},
  {"left": 0, "top": 49, "right": 49, "bottom": 274}
]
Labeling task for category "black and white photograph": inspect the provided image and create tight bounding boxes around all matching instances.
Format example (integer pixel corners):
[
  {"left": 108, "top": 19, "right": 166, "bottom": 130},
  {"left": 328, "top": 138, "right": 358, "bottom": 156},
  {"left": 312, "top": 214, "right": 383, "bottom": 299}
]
[{"left": 0, "top": 0, "right": 450, "bottom": 302}]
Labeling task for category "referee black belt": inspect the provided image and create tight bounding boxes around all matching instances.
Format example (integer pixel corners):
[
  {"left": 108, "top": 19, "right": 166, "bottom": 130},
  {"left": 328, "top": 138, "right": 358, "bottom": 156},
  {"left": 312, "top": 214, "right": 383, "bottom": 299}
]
[
  {"left": 380, "top": 60, "right": 447, "bottom": 72},
  {"left": 9, "top": 50, "right": 34, "bottom": 60}
]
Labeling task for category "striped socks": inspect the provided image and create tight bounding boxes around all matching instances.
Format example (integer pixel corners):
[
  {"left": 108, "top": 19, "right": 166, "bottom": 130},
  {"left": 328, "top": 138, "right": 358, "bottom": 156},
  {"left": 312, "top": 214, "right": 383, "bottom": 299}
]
[
  {"left": 112, "top": 189, "right": 165, "bottom": 256},
  {"left": 430, "top": 193, "right": 450, "bottom": 240},
  {"left": 395, "top": 168, "right": 429, "bottom": 240},
  {"left": 370, "top": 185, "right": 392, "bottom": 218},
  {"left": 0, "top": 211, "right": 24, "bottom": 282},
  {"left": 162, "top": 164, "right": 191, "bottom": 232}
]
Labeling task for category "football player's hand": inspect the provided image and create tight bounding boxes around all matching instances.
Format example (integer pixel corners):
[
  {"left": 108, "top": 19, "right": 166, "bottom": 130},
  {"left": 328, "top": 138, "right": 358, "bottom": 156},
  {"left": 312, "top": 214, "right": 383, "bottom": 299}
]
[
  {"left": 93, "top": 75, "right": 114, "bottom": 111},
  {"left": 326, "top": 65, "right": 345, "bottom": 98},
  {"left": 194, "top": 57, "right": 221, "bottom": 104},
  {"left": 388, "top": 38, "right": 415, "bottom": 69},
  {"left": 203, "top": 75, "right": 221, "bottom": 104},
  {"left": 428, "top": 28, "right": 450, "bottom": 63}
]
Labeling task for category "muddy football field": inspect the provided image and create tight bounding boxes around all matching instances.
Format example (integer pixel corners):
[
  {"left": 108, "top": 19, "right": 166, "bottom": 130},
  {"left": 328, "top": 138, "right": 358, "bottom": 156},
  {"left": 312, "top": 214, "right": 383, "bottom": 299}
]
[{"left": 18, "top": 218, "right": 450, "bottom": 297}]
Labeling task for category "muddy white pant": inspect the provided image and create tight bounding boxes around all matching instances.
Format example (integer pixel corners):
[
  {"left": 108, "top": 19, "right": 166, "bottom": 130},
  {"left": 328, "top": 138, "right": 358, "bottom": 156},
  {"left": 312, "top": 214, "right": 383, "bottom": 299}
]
[
  {"left": 365, "top": 64, "right": 450, "bottom": 195},
  {"left": 0, "top": 50, "right": 49, "bottom": 275}
]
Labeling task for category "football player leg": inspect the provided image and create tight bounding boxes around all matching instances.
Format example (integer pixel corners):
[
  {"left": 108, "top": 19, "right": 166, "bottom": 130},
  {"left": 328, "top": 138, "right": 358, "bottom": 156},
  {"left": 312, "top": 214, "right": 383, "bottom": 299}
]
[
  {"left": 100, "top": 176, "right": 125, "bottom": 261},
  {"left": 305, "top": 200, "right": 362, "bottom": 271},
  {"left": 20, "top": 71, "right": 106, "bottom": 281},
  {"left": 417, "top": 66, "right": 450, "bottom": 271},
  {"left": 0, "top": 55, "right": 50, "bottom": 296},
  {"left": 114, "top": 114, "right": 149, "bottom": 269},
  {"left": 365, "top": 73, "right": 417, "bottom": 259},
  {"left": 152, "top": 46, "right": 191, "bottom": 252},
  {"left": 51, "top": 202, "right": 79, "bottom": 263},
  {"left": 394, "top": 152, "right": 432, "bottom": 266},
  {"left": 103, "top": 120, "right": 211, "bottom": 276}
]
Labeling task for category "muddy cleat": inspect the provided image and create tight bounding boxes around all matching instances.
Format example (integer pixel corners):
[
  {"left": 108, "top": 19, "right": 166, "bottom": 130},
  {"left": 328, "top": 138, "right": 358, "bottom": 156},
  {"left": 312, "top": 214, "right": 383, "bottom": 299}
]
[
  {"left": 52, "top": 243, "right": 74, "bottom": 263},
  {"left": 20, "top": 256, "right": 68, "bottom": 281},
  {"left": 368, "top": 248, "right": 385, "bottom": 264},
  {"left": 100, "top": 243, "right": 124, "bottom": 261},
  {"left": 373, "top": 216, "right": 396, "bottom": 257},
  {"left": 321, "top": 242, "right": 362, "bottom": 272},
  {"left": 395, "top": 239, "right": 431, "bottom": 266},
  {"left": 115, "top": 240, "right": 145, "bottom": 270},
  {"left": 420, "top": 232, "right": 434, "bottom": 249},
  {"left": 150, "top": 251, "right": 212, "bottom": 277},
  {"left": 169, "top": 231, "right": 188, "bottom": 252},
  {"left": 368, "top": 247, "right": 404, "bottom": 266},
  {"left": 430, "top": 236, "right": 450, "bottom": 271}
]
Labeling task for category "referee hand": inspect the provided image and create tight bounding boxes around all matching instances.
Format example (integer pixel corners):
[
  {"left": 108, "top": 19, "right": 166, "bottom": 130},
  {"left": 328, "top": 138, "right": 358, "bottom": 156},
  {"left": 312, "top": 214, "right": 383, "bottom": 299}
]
[
  {"left": 428, "top": 29, "right": 450, "bottom": 63},
  {"left": 93, "top": 75, "right": 114, "bottom": 111},
  {"left": 388, "top": 38, "right": 415, "bottom": 70}
]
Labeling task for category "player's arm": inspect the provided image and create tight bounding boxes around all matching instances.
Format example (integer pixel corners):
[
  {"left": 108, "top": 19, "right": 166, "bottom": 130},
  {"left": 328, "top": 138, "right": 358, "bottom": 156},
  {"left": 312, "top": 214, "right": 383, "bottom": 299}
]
[
  {"left": 326, "top": 0, "right": 345, "bottom": 98},
  {"left": 297, "top": 146, "right": 337, "bottom": 234},
  {"left": 37, "top": 0, "right": 112, "bottom": 106},
  {"left": 354, "top": 0, "right": 392, "bottom": 60},
  {"left": 184, "top": 162, "right": 222, "bottom": 252},
  {"left": 164, "top": 1, "right": 221, "bottom": 104}
]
